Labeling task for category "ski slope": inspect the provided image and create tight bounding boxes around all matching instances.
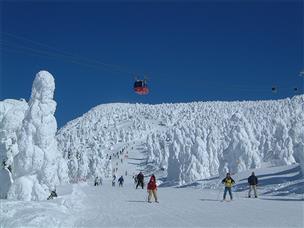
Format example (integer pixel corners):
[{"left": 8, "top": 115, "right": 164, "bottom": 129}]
[{"left": 1, "top": 141, "right": 303, "bottom": 227}]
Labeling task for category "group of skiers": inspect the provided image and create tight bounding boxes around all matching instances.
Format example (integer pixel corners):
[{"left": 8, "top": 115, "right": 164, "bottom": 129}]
[
  {"left": 109, "top": 147, "right": 129, "bottom": 178},
  {"left": 110, "top": 174, "right": 123, "bottom": 187},
  {"left": 133, "top": 171, "right": 158, "bottom": 202},
  {"left": 50, "top": 171, "right": 258, "bottom": 203},
  {"left": 221, "top": 172, "right": 258, "bottom": 201},
  {"left": 47, "top": 144, "right": 259, "bottom": 203},
  {"left": 106, "top": 147, "right": 128, "bottom": 161},
  {"left": 110, "top": 171, "right": 159, "bottom": 203}
]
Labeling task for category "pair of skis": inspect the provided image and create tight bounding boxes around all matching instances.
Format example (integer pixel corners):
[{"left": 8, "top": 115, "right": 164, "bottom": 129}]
[{"left": 221, "top": 199, "right": 233, "bottom": 202}]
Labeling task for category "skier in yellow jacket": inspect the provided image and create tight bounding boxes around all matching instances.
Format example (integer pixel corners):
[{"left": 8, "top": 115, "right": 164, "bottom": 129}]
[{"left": 221, "top": 173, "right": 235, "bottom": 201}]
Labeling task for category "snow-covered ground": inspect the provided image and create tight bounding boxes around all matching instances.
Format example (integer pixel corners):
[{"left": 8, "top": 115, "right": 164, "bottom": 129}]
[{"left": 1, "top": 142, "right": 303, "bottom": 227}]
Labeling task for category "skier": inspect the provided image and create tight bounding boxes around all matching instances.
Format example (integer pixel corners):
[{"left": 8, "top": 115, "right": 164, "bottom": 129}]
[
  {"left": 147, "top": 174, "right": 158, "bottom": 203},
  {"left": 112, "top": 174, "right": 116, "bottom": 187},
  {"left": 136, "top": 172, "right": 144, "bottom": 189},
  {"left": 94, "top": 176, "right": 102, "bottom": 186},
  {"left": 248, "top": 172, "right": 258, "bottom": 198},
  {"left": 221, "top": 173, "right": 235, "bottom": 201},
  {"left": 47, "top": 189, "right": 57, "bottom": 200},
  {"left": 118, "top": 176, "right": 124, "bottom": 187}
]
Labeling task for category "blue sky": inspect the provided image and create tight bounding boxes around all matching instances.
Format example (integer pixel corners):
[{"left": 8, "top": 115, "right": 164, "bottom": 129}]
[{"left": 1, "top": 1, "right": 303, "bottom": 127}]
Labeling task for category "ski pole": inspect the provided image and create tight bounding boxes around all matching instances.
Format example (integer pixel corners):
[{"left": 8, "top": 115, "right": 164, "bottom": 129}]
[
  {"left": 233, "top": 174, "right": 240, "bottom": 200},
  {"left": 234, "top": 188, "right": 240, "bottom": 200},
  {"left": 216, "top": 188, "right": 222, "bottom": 201},
  {"left": 216, "top": 181, "right": 222, "bottom": 201}
]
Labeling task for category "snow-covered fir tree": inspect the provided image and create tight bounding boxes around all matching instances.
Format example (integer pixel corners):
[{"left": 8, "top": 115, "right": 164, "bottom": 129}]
[{"left": 8, "top": 71, "right": 68, "bottom": 201}]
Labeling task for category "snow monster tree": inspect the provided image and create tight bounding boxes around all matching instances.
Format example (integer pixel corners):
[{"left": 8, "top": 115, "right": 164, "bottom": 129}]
[{"left": 8, "top": 71, "right": 68, "bottom": 201}]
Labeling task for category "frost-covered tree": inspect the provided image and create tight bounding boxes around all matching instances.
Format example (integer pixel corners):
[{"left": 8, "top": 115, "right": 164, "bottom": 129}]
[
  {"left": 271, "top": 119, "right": 296, "bottom": 166},
  {"left": 206, "top": 126, "right": 220, "bottom": 176},
  {"left": 0, "top": 99, "right": 28, "bottom": 198},
  {"left": 167, "top": 129, "right": 185, "bottom": 184},
  {"left": 289, "top": 100, "right": 304, "bottom": 174},
  {"left": 8, "top": 71, "right": 68, "bottom": 201},
  {"left": 219, "top": 112, "right": 261, "bottom": 176}
]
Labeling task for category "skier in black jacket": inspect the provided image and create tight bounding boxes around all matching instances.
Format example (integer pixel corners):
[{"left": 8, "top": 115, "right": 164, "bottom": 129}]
[
  {"left": 118, "top": 176, "right": 124, "bottom": 187},
  {"left": 136, "top": 172, "right": 144, "bottom": 189},
  {"left": 248, "top": 172, "right": 258, "bottom": 198}
]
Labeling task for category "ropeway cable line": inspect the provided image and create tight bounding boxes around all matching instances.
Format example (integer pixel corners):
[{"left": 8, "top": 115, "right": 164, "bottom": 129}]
[{"left": 0, "top": 32, "right": 302, "bottom": 95}]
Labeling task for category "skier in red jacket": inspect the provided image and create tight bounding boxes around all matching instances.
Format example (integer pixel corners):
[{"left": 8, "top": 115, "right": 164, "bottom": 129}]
[{"left": 147, "top": 174, "right": 158, "bottom": 203}]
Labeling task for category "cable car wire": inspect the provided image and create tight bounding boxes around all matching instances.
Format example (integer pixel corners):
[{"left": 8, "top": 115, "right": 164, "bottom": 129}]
[
  {"left": 0, "top": 32, "right": 136, "bottom": 75},
  {"left": 0, "top": 32, "right": 302, "bottom": 94},
  {"left": 0, "top": 40, "right": 121, "bottom": 74}
]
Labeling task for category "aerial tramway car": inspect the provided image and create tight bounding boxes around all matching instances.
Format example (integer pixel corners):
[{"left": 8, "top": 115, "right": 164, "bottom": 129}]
[{"left": 133, "top": 78, "right": 149, "bottom": 95}]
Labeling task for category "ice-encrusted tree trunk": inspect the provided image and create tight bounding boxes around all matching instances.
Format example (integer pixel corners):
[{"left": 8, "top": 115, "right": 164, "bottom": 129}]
[{"left": 8, "top": 71, "right": 68, "bottom": 201}]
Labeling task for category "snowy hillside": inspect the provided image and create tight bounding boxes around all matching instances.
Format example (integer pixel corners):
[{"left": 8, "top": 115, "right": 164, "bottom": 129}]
[{"left": 57, "top": 95, "right": 304, "bottom": 185}]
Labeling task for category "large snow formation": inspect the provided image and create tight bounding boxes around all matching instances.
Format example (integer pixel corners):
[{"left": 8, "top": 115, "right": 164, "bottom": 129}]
[
  {"left": 0, "top": 99, "right": 28, "bottom": 198},
  {"left": 0, "top": 71, "right": 68, "bottom": 201},
  {"left": 57, "top": 96, "right": 304, "bottom": 185}
]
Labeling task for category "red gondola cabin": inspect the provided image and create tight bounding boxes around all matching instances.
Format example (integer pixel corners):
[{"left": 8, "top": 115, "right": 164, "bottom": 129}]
[{"left": 134, "top": 80, "right": 149, "bottom": 95}]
